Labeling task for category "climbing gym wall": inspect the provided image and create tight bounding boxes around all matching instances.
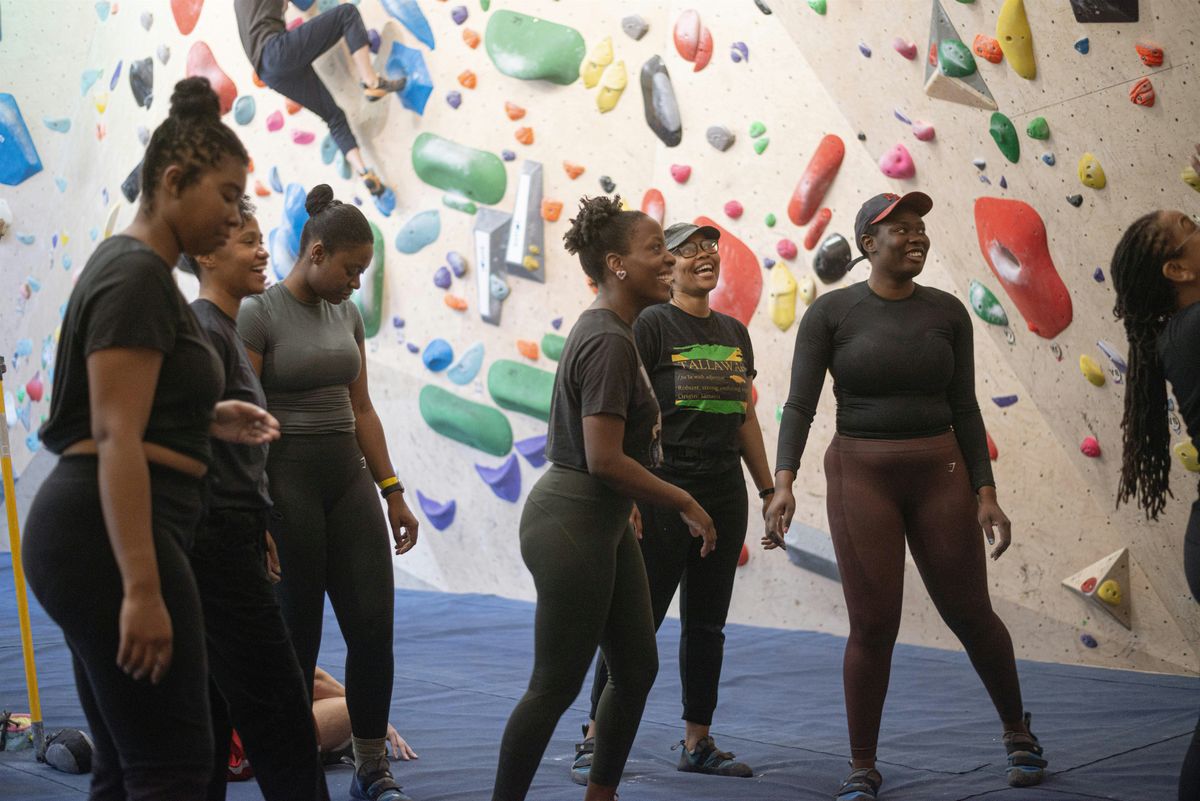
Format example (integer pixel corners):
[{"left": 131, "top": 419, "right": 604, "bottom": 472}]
[{"left": 0, "top": 0, "right": 1197, "bottom": 674}]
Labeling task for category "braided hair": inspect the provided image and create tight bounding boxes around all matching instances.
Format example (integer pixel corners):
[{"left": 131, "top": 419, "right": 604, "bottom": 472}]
[
  {"left": 1111, "top": 211, "right": 1177, "bottom": 519},
  {"left": 562, "top": 195, "right": 644, "bottom": 284}
]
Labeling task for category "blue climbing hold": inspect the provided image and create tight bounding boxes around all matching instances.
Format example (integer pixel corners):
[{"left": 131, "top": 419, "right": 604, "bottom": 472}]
[
  {"left": 384, "top": 42, "right": 434, "bottom": 115},
  {"left": 0, "top": 95, "right": 43, "bottom": 186},
  {"left": 374, "top": 186, "right": 397, "bottom": 217},
  {"left": 109, "top": 60, "right": 122, "bottom": 91},
  {"left": 233, "top": 96, "right": 256, "bottom": 126},
  {"left": 282, "top": 183, "right": 309, "bottom": 255},
  {"left": 1080, "top": 633, "right": 1097, "bottom": 648},
  {"left": 368, "top": 28, "right": 382, "bottom": 54},
  {"left": 515, "top": 434, "right": 548, "bottom": 468},
  {"left": 381, "top": 0, "right": 436, "bottom": 49},
  {"left": 17, "top": 234, "right": 34, "bottom": 245},
  {"left": 1041, "top": 153, "right": 1056, "bottom": 166},
  {"left": 292, "top": 0, "right": 315, "bottom": 8},
  {"left": 447, "top": 251, "right": 468, "bottom": 277},
  {"left": 81, "top": 68, "right": 103, "bottom": 95},
  {"left": 416, "top": 490, "right": 456, "bottom": 530},
  {"left": 55, "top": 176, "right": 68, "bottom": 193},
  {"left": 762, "top": 257, "right": 776, "bottom": 270},
  {"left": 1074, "top": 37, "right": 1089, "bottom": 55},
  {"left": 476, "top": 453, "right": 521, "bottom": 502},
  {"left": 43, "top": 117, "right": 71, "bottom": 133},
  {"left": 551, "top": 317, "right": 563, "bottom": 330},
  {"left": 447, "top": 342, "right": 485, "bottom": 385},
  {"left": 95, "top": 2, "right": 110, "bottom": 21},
  {"left": 1092, "top": 267, "right": 1105, "bottom": 282},
  {"left": 395, "top": 209, "right": 441, "bottom": 254},
  {"left": 320, "top": 133, "right": 337, "bottom": 165},
  {"left": 268, "top": 227, "right": 295, "bottom": 281},
  {"left": 392, "top": 316, "right": 406, "bottom": 328},
  {"left": 434, "top": 265, "right": 452, "bottom": 289},
  {"left": 1097, "top": 340, "right": 1128, "bottom": 374},
  {"left": 269, "top": 166, "right": 283, "bottom": 193},
  {"left": 992, "top": 394, "right": 1019, "bottom": 408},
  {"left": 446, "top": 90, "right": 462, "bottom": 109},
  {"left": 422, "top": 338, "right": 454, "bottom": 371}
]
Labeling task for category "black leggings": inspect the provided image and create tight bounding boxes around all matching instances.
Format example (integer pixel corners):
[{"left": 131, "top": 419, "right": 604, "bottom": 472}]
[
  {"left": 266, "top": 432, "right": 394, "bottom": 739},
  {"left": 493, "top": 466, "right": 658, "bottom": 800},
  {"left": 257, "top": 3, "right": 368, "bottom": 155},
  {"left": 1180, "top": 499, "right": 1200, "bottom": 801},
  {"left": 824, "top": 432, "right": 1026, "bottom": 760},
  {"left": 589, "top": 467, "right": 748, "bottom": 726},
  {"left": 22, "top": 455, "right": 211, "bottom": 801}
]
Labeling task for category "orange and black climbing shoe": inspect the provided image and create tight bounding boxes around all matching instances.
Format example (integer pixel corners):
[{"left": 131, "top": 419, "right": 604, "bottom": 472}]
[
  {"left": 361, "top": 169, "right": 386, "bottom": 198},
  {"left": 363, "top": 74, "right": 407, "bottom": 102}
]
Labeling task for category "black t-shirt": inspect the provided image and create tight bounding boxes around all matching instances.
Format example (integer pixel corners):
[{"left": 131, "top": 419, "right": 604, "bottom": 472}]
[
  {"left": 634, "top": 303, "right": 755, "bottom": 474},
  {"left": 40, "top": 236, "right": 224, "bottom": 465},
  {"left": 192, "top": 300, "right": 272, "bottom": 511},
  {"left": 546, "top": 308, "right": 663, "bottom": 471},
  {"left": 1159, "top": 301, "right": 1200, "bottom": 448},
  {"left": 777, "top": 281, "right": 995, "bottom": 490}
]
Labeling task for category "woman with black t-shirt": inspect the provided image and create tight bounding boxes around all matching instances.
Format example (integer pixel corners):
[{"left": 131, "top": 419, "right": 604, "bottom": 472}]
[
  {"left": 492, "top": 196, "right": 716, "bottom": 801},
  {"left": 572, "top": 222, "right": 773, "bottom": 784},
  {"left": 23, "top": 78, "right": 278, "bottom": 801},
  {"left": 766, "top": 192, "right": 1046, "bottom": 800},
  {"left": 1111, "top": 207, "right": 1200, "bottom": 801}
]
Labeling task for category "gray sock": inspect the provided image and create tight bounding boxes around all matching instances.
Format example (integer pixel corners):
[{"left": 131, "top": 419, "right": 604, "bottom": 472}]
[{"left": 352, "top": 736, "right": 388, "bottom": 774}]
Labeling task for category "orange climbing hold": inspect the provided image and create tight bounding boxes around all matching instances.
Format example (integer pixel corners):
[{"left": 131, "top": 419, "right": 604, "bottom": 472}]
[
  {"left": 1130, "top": 77, "right": 1155, "bottom": 106},
  {"left": 186, "top": 41, "right": 237, "bottom": 116},
  {"left": 641, "top": 189, "right": 665, "bottom": 225},
  {"left": 1135, "top": 40, "right": 1163, "bottom": 67},
  {"left": 563, "top": 161, "right": 585, "bottom": 179},
  {"left": 458, "top": 70, "right": 477, "bottom": 89},
  {"left": 96, "top": 122, "right": 107, "bottom": 141},
  {"left": 517, "top": 340, "right": 540, "bottom": 360},
  {"left": 515, "top": 126, "right": 534, "bottom": 145},
  {"left": 505, "top": 101, "right": 526, "bottom": 120},
  {"left": 444, "top": 294, "right": 468, "bottom": 311},
  {"left": 252, "top": 71, "right": 265, "bottom": 88},
  {"left": 541, "top": 200, "right": 563, "bottom": 222},
  {"left": 254, "top": 181, "right": 271, "bottom": 197},
  {"left": 463, "top": 28, "right": 481, "bottom": 49},
  {"left": 972, "top": 34, "right": 1003, "bottom": 64},
  {"left": 286, "top": 99, "right": 302, "bottom": 115},
  {"left": 171, "top": 0, "right": 203, "bottom": 35}
]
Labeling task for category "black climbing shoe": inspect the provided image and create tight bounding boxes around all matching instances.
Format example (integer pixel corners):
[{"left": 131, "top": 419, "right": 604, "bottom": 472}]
[
  {"left": 675, "top": 736, "right": 753, "bottom": 778},
  {"left": 1004, "top": 711, "right": 1048, "bottom": 787}
]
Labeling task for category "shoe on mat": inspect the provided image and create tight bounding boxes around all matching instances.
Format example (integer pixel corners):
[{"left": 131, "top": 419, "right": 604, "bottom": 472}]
[
  {"left": 674, "top": 736, "right": 753, "bottom": 778},
  {"left": 571, "top": 723, "right": 594, "bottom": 786},
  {"left": 835, "top": 764, "right": 882, "bottom": 800},
  {"left": 361, "top": 169, "right": 387, "bottom": 198},
  {"left": 1003, "top": 711, "right": 1048, "bottom": 787},
  {"left": 350, "top": 762, "right": 414, "bottom": 801},
  {"left": 363, "top": 74, "right": 407, "bottom": 101}
]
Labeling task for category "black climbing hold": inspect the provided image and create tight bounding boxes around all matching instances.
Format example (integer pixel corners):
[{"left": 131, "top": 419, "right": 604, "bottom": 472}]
[
  {"left": 1069, "top": 0, "right": 1138, "bottom": 23},
  {"left": 599, "top": 175, "right": 615, "bottom": 193},
  {"left": 813, "top": 233, "right": 852, "bottom": 284},
  {"left": 120, "top": 159, "right": 143, "bottom": 203},
  {"left": 1066, "top": 194, "right": 1083, "bottom": 207},
  {"left": 129, "top": 57, "right": 153, "bottom": 109},
  {"left": 754, "top": 0, "right": 772, "bottom": 14},
  {"left": 856, "top": 132, "right": 866, "bottom": 141}
]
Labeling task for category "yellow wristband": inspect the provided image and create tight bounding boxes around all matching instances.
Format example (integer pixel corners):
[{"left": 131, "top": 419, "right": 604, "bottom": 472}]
[{"left": 377, "top": 476, "right": 400, "bottom": 490}]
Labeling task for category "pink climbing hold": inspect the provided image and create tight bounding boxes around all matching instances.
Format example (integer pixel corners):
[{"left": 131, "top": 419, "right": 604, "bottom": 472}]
[
  {"left": 893, "top": 37, "right": 918, "bottom": 60},
  {"left": 25, "top": 372, "right": 44, "bottom": 403},
  {"left": 171, "top": 0, "right": 203, "bottom": 35},
  {"left": 266, "top": 110, "right": 284, "bottom": 132},
  {"left": 776, "top": 238, "right": 798, "bottom": 260},
  {"left": 286, "top": 15, "right": 303, "bottom": 31},
  {"left": 724, "top": 200, "right": 744, "bottom": 219},
  {"left": 1080, "top": 436, "right": 1101, "bottom": 458},
  {"left": 673, "top": 10, "right": 701, "bottom": 62},
  {"left": 185, "top": 41, "right": 237, "bottom": 116},
  {"left": 642, "top": 189, "right": 665, "bottom": 225},
  {"left": 699, "top": 216, "right": 762, "bottom": 326},
  {"left": 291, "top": 130, "right": 315, "bottom": 145},
  {"left": 670, "top": 164, "right": 692, "bottom": 183},
  {"left": 879, "top": 143, "right": 915, "bottom": 179},
  {"left": 804, "top": 208, "right": 831, "bottom": 250},
  {"left": 912, "top": 121, "right": 936, "bottom": 141}
]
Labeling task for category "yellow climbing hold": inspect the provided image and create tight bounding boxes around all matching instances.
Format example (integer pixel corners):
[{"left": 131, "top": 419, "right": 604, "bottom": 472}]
[
  {"left": 768, "top": 262, "right": 797, "bottom": 331},
  {"left": 1079, "top": 354, "right": 1105, "bottom": 386},
  {"left": 1096, "top": 579, "right": 1122, "bottom": 606},
  {"left": 93, "top": 91, "right": 109, "bottom": 113},
  {"left": 996, "top": 0, "right": 1036, "bottom": 80},
  {"left": 596, "top": 60, "right": 627, "bottom": 114},
  {"left": 1078, "top": 152, "right": 1106, "bottom": 189},
  {"left": 580, "top": 36, "right": 613, "bottom": 89},
  {"left": 798, "top": 274, "right": 817, "bottom": 306},
  {"left": 528, "top": 244, "right": 541, "bottom": 255},
  {"left": 1174, "top": 440, "right": 1200, "bottom": 472},
  {"left": 103, "top": 202, "right": 121, "bottom": 239},
  {"left": 1183, "top": 167, "right": 1200, "bottom": 193},
  {"left": 522, "top": 255, "right": 539, "bottom": 271}
]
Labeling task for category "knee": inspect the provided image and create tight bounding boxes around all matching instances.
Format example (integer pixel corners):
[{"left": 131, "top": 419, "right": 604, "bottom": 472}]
[
  {"left": 942, "top": 607, "right": 1002, "bottom": 645},
  {"left": 334, "top": 3, "right": 363, "bottom": 24},
  {"left": 847, "top": 614, "right": 900, "bottom": 651},
  {"left": 615, "top": 657, "right": 658, "bottom": 700}
]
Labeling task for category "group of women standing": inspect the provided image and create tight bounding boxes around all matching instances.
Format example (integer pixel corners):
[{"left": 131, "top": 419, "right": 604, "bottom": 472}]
[{"left": 18, "top": 74, "right": 1197, "bottom": 801}]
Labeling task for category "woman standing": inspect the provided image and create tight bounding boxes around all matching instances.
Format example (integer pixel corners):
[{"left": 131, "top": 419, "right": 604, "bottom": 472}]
[
  {"left": 492, "top": 196, "right": 716, "bottom": 801},
  {"left": 23, "top": 78, "right": 277, "bottom": 800},
  {"left": 239, "top": 185, "right": 419, "bottom": 801},
  {"left": 1110, "top": 207, "right": 1200, "bottom": 801},
  {"left": 765, "top": 192, "right": 1047, "bottom": 800},
  {"left": 572, "top": 222, "right": 773, "bottom": 784}
]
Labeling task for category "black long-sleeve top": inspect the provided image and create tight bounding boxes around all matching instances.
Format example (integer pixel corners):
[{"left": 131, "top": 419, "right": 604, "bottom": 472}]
[{"left": 775, "top": 281, "right": 995, "bottom": 491}]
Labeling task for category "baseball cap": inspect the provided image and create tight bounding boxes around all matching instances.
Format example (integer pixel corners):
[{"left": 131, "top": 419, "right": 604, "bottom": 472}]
[
  {"left": 850, "top": 191, "right": 933, "bottom": 265},
  {"left": 663, "top": 222, "right": 721, "bottom": 251}
]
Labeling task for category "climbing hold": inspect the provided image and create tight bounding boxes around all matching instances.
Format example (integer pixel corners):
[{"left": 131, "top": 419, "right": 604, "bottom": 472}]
[
  {"left": 1096, "top": 579, "right": 1121, "bottom": 605},
  {"left": 975, "top": 198, "right": 1072, "bottom": 338},
  {"left": 381, "top": 0, "right": 435, "bottom": 49},
  {"left": 939, "top": 38, "right": 978, "bottom": 76},
  {"left": 769, "top": 262, "right": 798, "bottom": 331},
  {"left": 541, "top": 333, "right": 565, "bottom": 361},
  {"left": 462, "top": 28, "right": 480, "bottom": 48},
  {"left": 451, "top": 5, "right": 468, "bottom": 25},
  {"left": 93, "top": 92, "right": 110, "bottom": 114},
  {"left": 416, "top": 491, "right": 456, "bottom": 530},
  {"left": 1064, "top": 548, "right": 1130, "bottom": 628},
  {"left": 185, "top": 41, "right": 236, "bottom": 116},
  {"left": 894, "top": 108, "right": 913, "bottom": 125},
  {"left": 731, "top": 41, "right": 749, "bottom": 63},
  {"left": 973, "top": 158, "right": 987, "bottom": 170},
  {"left": 808, "top": 0, "right": 827, "bottom": 13},
  {"left": 749, "top": 121, "right": 767, "bottom": 138},
  {"left": 130, "top": 57, "right": 153, "bottom": 109},
  {"left": 893, "top": 37, "right": 918, "bottom": 60},
  {"left": 1078, "top": 152, "right": 1106, "bottom": 189},
  {"left": 395, "top": 209, "right": 441, "bottom": 254},
  {"left": 1026, "top": 116, "right": 1049, "bottom": 140},
  {"left": 700, "top": 216, "right": 762, "bottom": 326},
  {"left": 912, "top": 121, "right": 936, "bottom": 141},
  {"left": 813, "top": 233, "right": 852, "bottom": 284},
  {"left": 233, "top": 96, "right": 255, "bottom": 125},
  {"left": 476, "top": 454, "right": 521, "bottom": 502},
  {"left": 1130, "top": 76, "right": 1154, "bottom": 106},
  {"left": 446, "top": 91, "right": 463, "bottom": 109},
  {"left": 738, "top": 543, "right": 750, "bottom": 567},
  {"left": 541, "top": 200, "right": 563, "bottom": 222},
  {"left": 924, "top": 0, "right": 998, "bottom": 110},
  {"left": 291, "top": 130, "right": 315, "bottom": 145},
  {"left": 777, "top": 239, "right": 798, "bottom": 260},
  {"left": 25, "top": 373, "right": 44, "bottom": 403},
  {"left": 621, "top": 14, "right": 649, "bottom": 41},
  {"left": 753, "top": 137, "right": 770, "bottom": 155},
  {"left": 157, "top": 44, "right": 170, "bottom": 65},
  {"left": 597, "top": 61, "right": 627, "bottom": 113},
  {"left": 384, "top": 42, "right": 434, "bottom": 114},
  {"left": 351, "top": 221, "right": 386, "bottom": 338},
  {"left": 989, "top": 112, "right": 1020, "bottom": 163},
  {"left": 505, "top": 101, "right": 526, "bottom": 121},
  {"left": 1066, "top": 194, "right": 1083, "bottom": 207},
  {"left": 81, "top": 68, "right": 104, "bottom": 96},
  {"left": 764, "top": 213, "right": 777, "bottom": 227},
  {"left": 581, "top": 36, "right": 613, "bottom": 88},
  {"left": 501, "top": 149, "right": 516, "bottom": 162},
  {"left": 724, "top": 200, "right": 744, "bottom": 219},
  {"left": 458, "top": 70, "right": 477, "bottom": 89},
  {"left": 412, "top": 133, "right": 507, "bottom": 204},
  {"left": 597, "top": 176, "right": 617, "bottom": 195},
  {"left": 1080, "top": 633, "right": 1098, "bottom": 648},
  {"left": 1093, "top": 267, "right": 1105, "bottom": 282},
  {"left": 280, "top": 183, "right": 309, "bottom": 255},
  {"left": 879, "top": 143, "right": 916, "bottom": 179},
  {"left": 515, "top": 434, "right": 548, "bottom": 468},
  {"left": 488, "top": 360, "right": 555, "bottom": 421},
  {"left": 1097, "top": 340, "right": 1127, "bottom": 374},
  {"left": 43, "top": 117, "right": 71, "bottom": 133},
  {"left": 0, "top": 95, "right": 43, "bottom": 186},
  {"left": 788, "top": 135, "right": 844, "bottom": 226},
  {"left": 992, "top": 394, "right": 1019, "bottom": 407},
  {"left": 798, "top": 274, "right": 818, "bottom": 306},
  {"left": 1174, "top": 440, "right": 1200, "bottom": 472},
  {"left": 422, "top": 338, "right": 454, "bottom": 372},
  {"left": 434, "top": 266, "right": 452, "bottom": 289},
  {"left": 1041, "top": 153, "right": 1056, "bottom": 166},
  {"left": 670, "top": 164, "right": 691, "bottom": 183},
  {"left": 485, "top": 10, "right": 585, "bottom": 85},
  {"left": 1135, "top": 39, "right": 1163, "bottom": 67},
  {"left": 447, "top": 342, "right": 485, "bottom": 385},
  {"left": 1074, "top": 37, "right": 1089, "bottom": 54},
  {"left": 1080, "top": 354, "right": 1106, "bottom": 386},
  {"left": 96, "top": 1, "right": 111, "bottom": 20},
  {"left": 763, "top": 258, "right": 776, "bottom": 270},
  {"left": 516, "top": 339, "right": 540, "bottom": 361},
  {"left": 640, "top": 56, "right": 682, "bottom": 148},
  {"left": 859, "top": 42, "right": 872, "bottom": 58},
  {"left": 1069, "top": 0, "right": 1138, "bottom": 22},
  {"left": 673, "top": 11, "right": 702, "bottom": 62},
  {"left": 972, "top": 34, "right": 1003, "bottom": 64},
  {"left": 446, "top": 293, "right": 469, "bottom": 311},
  {"left": 968, "top": 280, "right": 1010, "bottom": 327},
  {"left": 641, "top": 189, "right": 665, "bottom": 225},
  {"left": 996, "top": 0, "right": 1036, "bottom": 79},
  {"left": 690, "top": 26, "right": 715, "bottom": 71},
  {"left": 171, "top": 0, "right": 203, "bottom": 35},
  {"left": 562, "top": 162, "right": 585, "bottom": 180},
  {"left": 999, "top": 176, "right": 1008, "bottom": 188},
  {"left": 705, "top": 126, "right": 736, "bottom": 152},
  {"left": 515, "top": 127, "right": 533, "bottom": 145},
  {"left": 1183, "top": 167, "right": 1200, "bottom": 193},
  {"left": 140, "top": 10, "right": 153, "bottom": 29},
  {"left": 804, "top": 208, "right": 832, "bottom": 251},
  {"left": 447, "top": 251, "right": 469, "bottom": 278},
  {"left": 419, "top": 384, "right": 513, "bottom": 456}
]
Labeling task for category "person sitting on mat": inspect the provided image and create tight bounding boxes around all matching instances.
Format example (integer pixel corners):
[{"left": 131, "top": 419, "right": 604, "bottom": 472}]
[{"left": 234, "top": 0, "right": 404, "bottom": 198}]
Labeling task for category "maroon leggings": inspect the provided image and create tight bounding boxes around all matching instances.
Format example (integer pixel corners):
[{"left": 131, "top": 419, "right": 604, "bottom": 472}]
[{"left": 824, "top": 432, "right": 1026, "bottom": 760}]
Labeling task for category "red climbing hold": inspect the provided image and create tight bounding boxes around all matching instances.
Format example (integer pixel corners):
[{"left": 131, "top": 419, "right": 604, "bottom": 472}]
[
  {"left": 738, "top": 543, "right": 750, "bottom": 567},
  {"left": 697, "top": 215, "right": 762, "bottom": 326},
  {"left": 804, "top": 208, "right": 831, "bottom": 250},
  {"left": 1130, "top": 77, "right": 1155, "bottom": 107},
  {"left": 1135, "top": 40, "right": 1163, "bottom": 67},
  {"left": 1081, "top": 576, "right": 1098, "bottom": 594},
  {"left": 986, "top": 431, "right": 999, "bottom": 461},
  {"left": 788, "top": 134, "right": 844, "bottom": 226},
  {"left": 673, "top": 10, "right": 701, "bottom": 61},
  {"left": 1080, "top": 436, "right": 1101, "bottom": 458},
  {"left": 972, "top": 34, "right": 1003, "bottom": 64},
  {"left": 171, "top": 0, "right": 203, "bottom": 35},
  {"left": 694, "top": 26, "right": 714, "bottom": 72},
  {"left": 642, "top": 189, "right": 665, "bottom": 225},
  {"left": 974, "top": 197, "right": 1073, "bottom": 339},
  {"left": 186, "top": 41, "right": 237, "bottom": 116}
]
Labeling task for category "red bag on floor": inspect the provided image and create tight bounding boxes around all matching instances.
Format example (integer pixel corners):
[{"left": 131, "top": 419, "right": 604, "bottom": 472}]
[{"left": 227, "top": 729, "right": 254, "bottom": 782}]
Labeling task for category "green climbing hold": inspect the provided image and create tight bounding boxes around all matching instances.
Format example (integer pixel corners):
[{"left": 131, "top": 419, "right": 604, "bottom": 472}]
[
  {"left": 989, "top": 112, "right": 1020, "bottom": 163},
  {"left": 353, "top": 221, "right": 386, "bottom": 338},
  {"left": 938, "top": 39, "right": 977, "bottom": 77},
  {"left": 480, "top": 0, "right": 489, "bottom": 9},
  {"left": 443, "top": 193, "right": 478, "bottom": 214},
  {"left": 749, "top": 121, "right": 766, "bottom": 138},
  {"left": 487, "top": 359, "right": 555, "bottom": 422},
  {"left": 419, "top": 384, "right": 513, "bottom": 457},
  {"left": 411, "top": 133, "right": 507, "bottom": 205},
  {"left": 541, "top": 333, "right": 566, "bottom": 361},
  {"left": 1026, "top": 116, "right": 1050, "bottom": 140},
  {"left": 808, "top": 0, "right": 827, "bottom": 14},
  {"left": 968, "top": 280, "right": 1010, "bottom": 327},
  {"left": 754, "top": 137, "right": 770, "bottom": 155},
  {"left": 484, "top": 10, "right": 585, "bottom": 86},
  {"left": 765, "top": 213, "right": 777, "bottom": 227}
]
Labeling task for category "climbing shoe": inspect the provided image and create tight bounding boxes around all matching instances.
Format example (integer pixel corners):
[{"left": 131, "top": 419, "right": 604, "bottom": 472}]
[
  {"left": 361, "top": 169, "right": 386, "bottom": 198},
  {"left": 570, "top": 724, "right": 594, "bottom": 786},
  {"left": 675, "top": 736, "right": 753, "bottom": 778},
  {"left": 350, "top": 762, "right": 414, "bottom": 801},
  {"left": 1003, "top": 711, "right": 1047, "bottom": 787},
  {"left": 363, "top": 74, "right": 407, "bottom": 102},
  {"left": 835, "top": 764, "right": 882, "bottom": 800}
]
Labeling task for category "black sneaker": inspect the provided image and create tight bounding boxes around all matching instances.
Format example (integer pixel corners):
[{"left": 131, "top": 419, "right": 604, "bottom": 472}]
[
  {"left": 349, "top": 762, "right": 413, "bottom": 801},
  {"left": 363, "top": 74, "right": 407, "bottom": 102},
  {"left": 570, "top": 724, "right": 593, "bottom": 786},
  {"left": 1003, "top": 712, "right": 1047, "bottom": 787},
  {"left": 675, "top": 736, "right": 753, "bottom": 778},
  {"left": 835, "top": 764, "right": 882, "bottom": 800}
]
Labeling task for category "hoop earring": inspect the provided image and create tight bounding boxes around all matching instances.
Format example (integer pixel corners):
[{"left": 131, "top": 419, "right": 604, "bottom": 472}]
[{"left": 616, "top": 269, "right": 627, "bottom": 280}]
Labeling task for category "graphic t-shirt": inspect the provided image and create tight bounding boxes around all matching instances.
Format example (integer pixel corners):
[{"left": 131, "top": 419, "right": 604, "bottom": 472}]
[{"left": 635, "top": 303, "right": 755, "bottom": 474}]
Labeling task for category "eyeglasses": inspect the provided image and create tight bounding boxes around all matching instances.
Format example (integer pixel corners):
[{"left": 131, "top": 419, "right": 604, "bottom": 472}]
[
  {"left": 1165, "top": 216, "right": 1200, "bottom": 260},
  {"left": 672, "top": 239, "right": 719, "bottom": 258}
]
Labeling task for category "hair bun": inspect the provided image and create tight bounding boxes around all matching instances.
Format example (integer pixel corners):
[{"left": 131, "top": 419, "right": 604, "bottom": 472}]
[
  {"left": 563, "top": 195, "right": 624, "bottom": 254},
  {"left": 169, "top": 77, "right": 221, "bottom": 123},
  {"left": 305, "top": 184, "right": 338, "bottom": 216}
]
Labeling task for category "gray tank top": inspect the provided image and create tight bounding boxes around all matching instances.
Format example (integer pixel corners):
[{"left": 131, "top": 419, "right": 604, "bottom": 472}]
[{"left": 238, "top": 283, "right": 363, "bottom": 435}]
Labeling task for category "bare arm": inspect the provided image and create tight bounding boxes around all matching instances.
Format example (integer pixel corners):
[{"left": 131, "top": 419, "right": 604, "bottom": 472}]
[{"left": 737, "top": 379, "right": 774, "bottom": 497}]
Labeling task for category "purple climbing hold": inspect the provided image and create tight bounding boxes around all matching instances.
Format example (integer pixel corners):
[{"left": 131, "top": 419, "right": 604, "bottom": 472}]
[
  {"left": 476, "top": 453, "right": 521, "bottom": 502},
  {"left": 0, "top": 94, "right": 44, "bottom": 186},
  {"left": 730, "top": 41, "right": 749, "bottom": 62},
  {"left": 992, "top": 394, "right": 1019, "bottom": 407},
  {"left": 893, "top": 109, "right": 912, "bottom": 125},
  {"left": 446, "top": 90, "right": 462, "bottom": 109},
  {"left": 979, "top": 174, "right": 991, "bottom": 185},
  {"left": 999, "top": 176, "right": 1008, "bottom": 189},
  {"left": 120, "top": 160, "right": 142, "bottom": 202},
  {"left": 1092, "top": 267, "right": 1105, "bottom": 282},
  {"left": 416, "top": 490, "right": 457, "bottom": 530},
  {"left": 1080, "top": 633, "right": 1098, "bottom": 648},
  {"left": 858, "top": 42, "right": 872, "bottom": 58},
  {"left": 515, "top": 434, "right": 548, "bottom": 468},
  {"left": 392, "top": 316, "right": 406, "bottom": 328},
  {"left": 763, "top": 257, "right": 776, "bottom": 270},
  {"left": 406, "top": 342, "right": 420, "bottom": 353},
  {"left": 501, "top": 149, "right": 516, "bottom": 161},
  {"left": 451, "top": 5, "right": 468, "bottom": 25},
  {"left": 552, "top": 317, "right": 563, "bottom": 330},
  {"left": 368, "top": 28, "right": 382, "bottom": 54},
  {"left": 434, "top": 265, "right": 452, "bottom": 288},
  {"left": 109, "top": 60, "right": 122, "bottom": 91},
  {"left": 448, "top": 251, "right": 468, "bottom": 277}
]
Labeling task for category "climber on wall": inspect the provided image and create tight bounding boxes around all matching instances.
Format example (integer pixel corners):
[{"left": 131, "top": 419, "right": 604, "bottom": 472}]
[
  {"left": 1110, "top": 204, "right": 1200, "bottom": 801},
  {"left": 765, "top": 191, "right": 1048, "bottom": 801},
  {"left": 234, "top": 0, "right": 404, "bottom": 198}
]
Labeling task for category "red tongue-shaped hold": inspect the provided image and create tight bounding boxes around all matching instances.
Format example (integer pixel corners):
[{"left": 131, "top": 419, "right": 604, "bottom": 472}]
[
  {"left": 696, "top": 216, "right": 761, "bottom": 325},
  {"left": 788, "top": 134, "right": 844, "bottom": 226},
  {"left": 641, "top": 188, "right": 665, "bottom": 225},
  {"left": 974, "top": 197, "right": 1073, "bottom": 339}
]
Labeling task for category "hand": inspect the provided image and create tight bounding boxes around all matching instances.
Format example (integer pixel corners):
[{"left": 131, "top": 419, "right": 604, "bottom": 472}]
[
  {"left": 679, "top": 498, "right": 716, "bottom": 557},
  {"left": 977, "top": 488, "right": 1012, "bottom": 560},
  {"left": 211, "top": 400, "right": 280, "bottom": 445},
  {"left": 630, "top": 504, "right": 643, "bottom": 540},
  {"left": 386, "top": 493, "right": 419, "bottom": 555},
  {"left": 386, "top": 724, "right": 419, "bottom": 760},
  {"left": 264, "top": 531, "right": 282, "bottom": 584},
  {"left": 764, "top": 486, "right": 795, "bottom": 549},
  {"left": 117, "top": 590, "right": 173, "bottom": 684}
]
